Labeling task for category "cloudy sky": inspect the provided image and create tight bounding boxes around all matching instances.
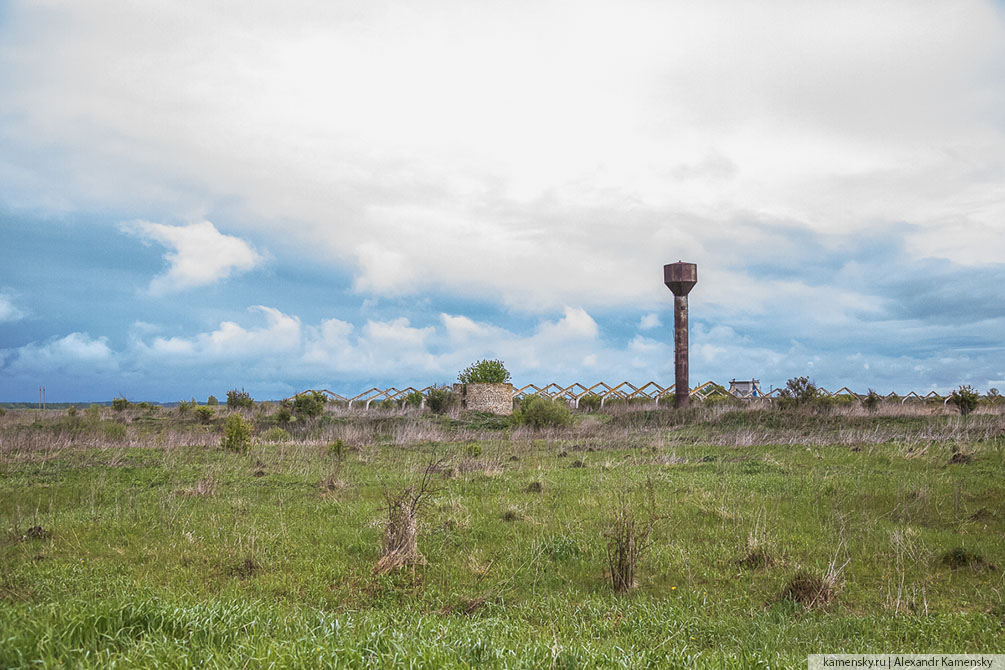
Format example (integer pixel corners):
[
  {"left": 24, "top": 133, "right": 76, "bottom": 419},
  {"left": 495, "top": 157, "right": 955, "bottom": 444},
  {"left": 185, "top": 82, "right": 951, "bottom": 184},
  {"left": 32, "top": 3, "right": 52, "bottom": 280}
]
[{"left": 2, "top": 0, "right": 1004, "bottom": 402}]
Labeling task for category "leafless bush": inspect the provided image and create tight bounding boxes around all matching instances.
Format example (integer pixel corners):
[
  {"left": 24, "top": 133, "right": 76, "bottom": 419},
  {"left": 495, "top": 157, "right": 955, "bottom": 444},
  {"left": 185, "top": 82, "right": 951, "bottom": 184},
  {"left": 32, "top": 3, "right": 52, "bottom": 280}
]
[{"left": 374, "top": 459, "right": 443, "bottom": 574}]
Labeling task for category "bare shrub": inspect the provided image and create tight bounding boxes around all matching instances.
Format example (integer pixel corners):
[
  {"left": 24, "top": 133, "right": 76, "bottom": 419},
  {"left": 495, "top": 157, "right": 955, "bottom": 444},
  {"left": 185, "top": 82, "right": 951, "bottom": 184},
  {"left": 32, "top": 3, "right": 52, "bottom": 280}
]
[{"left": 374, "top": 460, "right": 442, "bottom": 574}]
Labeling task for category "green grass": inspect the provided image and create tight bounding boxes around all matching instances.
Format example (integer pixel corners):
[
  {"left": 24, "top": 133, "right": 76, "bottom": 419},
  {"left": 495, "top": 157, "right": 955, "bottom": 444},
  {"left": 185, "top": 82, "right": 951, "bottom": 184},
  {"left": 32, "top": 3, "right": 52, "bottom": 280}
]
[{"left": 1, "top": 405, "right": 1003, "bottom": 668}]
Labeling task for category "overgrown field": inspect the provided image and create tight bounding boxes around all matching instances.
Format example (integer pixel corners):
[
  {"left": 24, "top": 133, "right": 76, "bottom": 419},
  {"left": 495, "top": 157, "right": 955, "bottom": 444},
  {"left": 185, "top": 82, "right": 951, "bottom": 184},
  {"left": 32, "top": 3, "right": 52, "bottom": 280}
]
[{"left": 1, "top": 403, "right": 1003, "bottom": 668}]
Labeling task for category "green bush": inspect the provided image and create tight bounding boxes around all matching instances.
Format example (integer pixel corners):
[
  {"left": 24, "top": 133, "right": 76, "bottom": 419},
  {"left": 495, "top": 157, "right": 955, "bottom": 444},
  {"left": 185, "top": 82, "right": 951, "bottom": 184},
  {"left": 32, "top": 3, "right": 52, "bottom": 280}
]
[
  {"left": 458, "top": 359, "right": 511, "bottom": 384},
  {"left": 226, "top": 389, "right": 254, "bottom": 410},
  {"left": 985, "top": 388, "right": 1001, "bottom": 405},
  {"left": 464, "top": 442, "right": 482, "bottom": 458},
  {"left": 426, "top": 386, "right": 456, "bottom": 414},
  {"left": 404, "top": 391, "right": 423, "bottom": 408},
  {"left": 85, "top": 405, "right": 101, "bottom": 421},
  {"left": 207, "top": 395, "right": 219, "bottom": 406},
  {"left": 702, "top": 393, "right": 740, "bottom": 408},
  {"left": 950, "top": 385, "right": 979, "bottom": 417},
  {"left": 111, "top": 397, "right": 130, "bottom": 412},
  {"left": 513, "top": 395, "right": 572, "bottom": 429},
  {"left": 328, "top": 438, "right": 346, "bottom": 460},
  {"left": 293, "top": 391, "right": 326, "bottom": 417},
  {"left": 777, "top": 377, "right": 818, "bottom": 410},
  {"left": 221, "top": 414, "right": 252, "bottom": 452},
  {"left": 260, "top": 426, "right": 290, "bottom": 443},
  {"left": 577, "top": 393, "right": 602, "bottom": 412},
  {"left": 274, "top": 407, "right": 292, "bottom": 424},
  {"left": 177, "top": 400, "right": 193, "bottom": 415},
  {"left": 194, "top": 406, "right": 215, "bottom": 424}
]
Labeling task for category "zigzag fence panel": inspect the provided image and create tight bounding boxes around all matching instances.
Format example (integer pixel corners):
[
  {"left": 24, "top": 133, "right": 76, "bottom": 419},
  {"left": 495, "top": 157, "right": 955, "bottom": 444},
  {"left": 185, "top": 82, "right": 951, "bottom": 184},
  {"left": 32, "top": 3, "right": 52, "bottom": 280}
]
[{"left": 288, "top": 384, "right": 993, "bottom": 409}]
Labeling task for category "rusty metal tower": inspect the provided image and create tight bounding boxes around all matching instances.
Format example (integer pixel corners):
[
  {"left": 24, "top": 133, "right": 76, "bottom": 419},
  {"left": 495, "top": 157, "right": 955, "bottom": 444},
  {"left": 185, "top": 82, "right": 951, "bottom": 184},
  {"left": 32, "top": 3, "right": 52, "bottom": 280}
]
[{"left": 664, "top": 262, "right": 697, "bottom": 408}]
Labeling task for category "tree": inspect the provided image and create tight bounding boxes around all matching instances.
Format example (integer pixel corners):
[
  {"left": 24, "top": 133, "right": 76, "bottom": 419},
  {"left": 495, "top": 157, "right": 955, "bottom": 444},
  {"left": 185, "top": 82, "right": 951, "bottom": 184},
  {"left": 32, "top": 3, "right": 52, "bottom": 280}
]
[
  {"left": 221, "top": 414, "right": 252, "bottom": 452},
  {"left": 226, "top": 388, "right": 254, "bottom": 410},
  {"left": 458, "top": 359, "right": 511, "bottom": 384},
  {"left": 207, "top": 395, "right": 219, "bottom": 406},
  {"left": 950, "top": 385, "right": 979, "bottom": 417},
  {"left": 195, "top": 406, "right": 215, "bottom": 424},
  {"left": 293, "top": 391, "right": 326, "bottom": 417},
  {"left": 777, "top": 377, "right": 818, "bottom": 409}
]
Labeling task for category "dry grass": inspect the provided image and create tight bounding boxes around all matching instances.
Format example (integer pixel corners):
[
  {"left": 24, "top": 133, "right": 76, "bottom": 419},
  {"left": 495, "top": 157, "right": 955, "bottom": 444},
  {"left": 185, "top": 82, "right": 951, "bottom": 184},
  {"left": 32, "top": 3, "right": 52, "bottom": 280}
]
[
  {"left": 782, "top": 545, "right": 849, "bottom": 608},
  {"left": 177, "top": 478, "right": 217, "bottom": 497},
  {"left": 604, "top": 481, "right": 660, "bottom": 594}
]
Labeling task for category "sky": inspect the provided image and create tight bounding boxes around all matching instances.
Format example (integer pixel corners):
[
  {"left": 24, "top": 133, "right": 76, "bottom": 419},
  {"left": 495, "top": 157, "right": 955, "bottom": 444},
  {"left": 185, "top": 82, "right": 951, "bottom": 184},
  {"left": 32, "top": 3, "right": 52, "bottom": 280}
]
[{"left": 1, "top": 0, "right": 1004, "bottom": 402}]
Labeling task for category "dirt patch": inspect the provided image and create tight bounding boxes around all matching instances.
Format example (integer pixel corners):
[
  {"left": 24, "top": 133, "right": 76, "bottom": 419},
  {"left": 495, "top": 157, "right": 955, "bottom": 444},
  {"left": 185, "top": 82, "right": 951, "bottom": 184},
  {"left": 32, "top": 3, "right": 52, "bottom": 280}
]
[
  {"left": 228, "top": 557, "right": 258, "bottom": 579},
  {"left": 738, "top": 547, "right": 775, "bottom": 569},
  {"left": 454, "top": 595, "right": 488, "bottom": 615},
  {"left": 967, "top": 508, "right": 992, "bottom": 522},
  {"left": 948, "top": 451, "right": 973, "bottom": 465},
  {"left": 940, "top": 547, "right": 997, "bottom": 571},
  {"left": 781, "top": 571, "right": 837, "bottom": 607},
  {"left": 24, "top": 526, "right": 51, "bottom": 541},
  {"left": 320, "top": 475, "right": 347, "bottom": 493}
]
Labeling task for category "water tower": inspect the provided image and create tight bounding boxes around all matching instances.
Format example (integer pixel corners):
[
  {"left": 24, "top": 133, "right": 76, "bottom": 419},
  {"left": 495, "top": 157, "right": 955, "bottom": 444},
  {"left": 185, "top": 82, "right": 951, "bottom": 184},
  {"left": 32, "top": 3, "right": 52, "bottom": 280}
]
[{"left": 664, "top": 262, "right": 697, "bottom": 408}]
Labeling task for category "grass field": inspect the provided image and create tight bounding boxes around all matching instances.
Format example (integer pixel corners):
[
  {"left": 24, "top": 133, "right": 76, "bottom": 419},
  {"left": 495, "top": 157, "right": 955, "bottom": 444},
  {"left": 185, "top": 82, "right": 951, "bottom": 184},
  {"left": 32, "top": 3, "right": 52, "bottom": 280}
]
[{"left": 1, "top": 402, "right": 1003, "bottom": 668}]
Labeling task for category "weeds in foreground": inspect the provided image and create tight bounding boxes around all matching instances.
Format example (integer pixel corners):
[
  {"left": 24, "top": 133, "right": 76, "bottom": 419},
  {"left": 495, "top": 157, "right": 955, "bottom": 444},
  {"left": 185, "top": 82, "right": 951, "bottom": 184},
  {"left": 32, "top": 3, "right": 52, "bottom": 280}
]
[
  {"left": 782, "top": 544, "right": 849, "bottom": 608},
  {"left": 604, "top": 479, "right": 661, "bottom": 593},
  {"left": 375, "top": 459, "right": 443, "bottom": 574}
]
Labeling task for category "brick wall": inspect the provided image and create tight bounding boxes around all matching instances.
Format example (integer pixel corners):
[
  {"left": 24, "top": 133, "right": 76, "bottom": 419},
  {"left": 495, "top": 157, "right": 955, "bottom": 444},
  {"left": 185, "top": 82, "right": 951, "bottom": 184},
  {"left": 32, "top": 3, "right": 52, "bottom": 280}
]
[{"left": 452, "top": 383, "right": 513, "bottom": 415}]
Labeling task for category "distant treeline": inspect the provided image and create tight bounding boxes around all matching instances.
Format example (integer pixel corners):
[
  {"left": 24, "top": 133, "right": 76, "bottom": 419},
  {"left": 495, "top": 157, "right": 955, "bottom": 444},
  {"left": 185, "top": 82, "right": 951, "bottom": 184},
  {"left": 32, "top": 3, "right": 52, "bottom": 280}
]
[{"left": 0, "top": 401, "right": 167, "bottom": 409}]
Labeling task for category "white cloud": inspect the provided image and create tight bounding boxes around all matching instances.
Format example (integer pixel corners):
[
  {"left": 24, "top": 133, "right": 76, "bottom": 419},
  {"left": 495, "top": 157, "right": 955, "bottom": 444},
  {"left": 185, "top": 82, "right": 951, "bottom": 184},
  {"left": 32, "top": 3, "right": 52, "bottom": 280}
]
[
  {"left": 362, "top": 317, "right": 434, "bottom": 349},
  {"left": 2, "top": 1, "right": 1002, "bottom": 310},
  {"left": 0, "top": 292, "right": 26, "bottom": 322},
  {"left": 441, "top": 313, "right": 504, "bottom": 343},
  {"left": 4, "top": 303, "right": 1000, "bottom": 398},
  {"left": 639, "top": 313, "right": 661, "bottom": 330},
  {"left": 121, "top": 220, "right": 263, "bottom": 294},
  {"left": 147, "top": 305, "right": 300, "bottom": 359},
  {"left": 4, "top": 332, "right": 117, "bottom": 375},
  {"left": 535, "top": 307, "right": 599, "bottom": 342}
]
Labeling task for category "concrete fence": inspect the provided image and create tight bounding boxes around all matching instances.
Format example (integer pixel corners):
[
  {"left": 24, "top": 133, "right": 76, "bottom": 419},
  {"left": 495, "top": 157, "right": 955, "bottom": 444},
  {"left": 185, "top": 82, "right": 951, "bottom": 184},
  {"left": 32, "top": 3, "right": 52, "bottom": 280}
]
[{"left": 287, "top": 382, "right": 991, "bottom": 409}]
